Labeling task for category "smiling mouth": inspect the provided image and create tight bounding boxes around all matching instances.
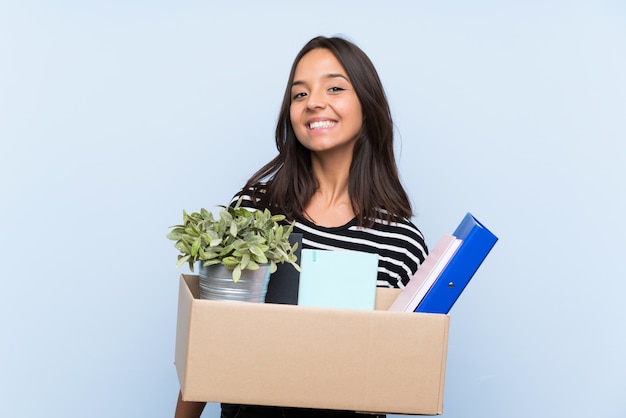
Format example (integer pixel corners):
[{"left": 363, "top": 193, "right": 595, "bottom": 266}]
[{"left": 308, "top": 120, "right": 337, "bottom": 129}]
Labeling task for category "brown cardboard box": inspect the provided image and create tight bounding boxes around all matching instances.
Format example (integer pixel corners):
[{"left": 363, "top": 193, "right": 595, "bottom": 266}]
[{"left": 175, "top": 274, "right": 449, "bottom": 415}]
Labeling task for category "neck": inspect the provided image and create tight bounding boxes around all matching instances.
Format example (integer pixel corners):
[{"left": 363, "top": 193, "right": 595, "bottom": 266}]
[
  {"left": 305, "top": 151, "right": 355, "bottom": 227},
  {"left": 311, "top": 150, "right": 351, "bottom": 200}
]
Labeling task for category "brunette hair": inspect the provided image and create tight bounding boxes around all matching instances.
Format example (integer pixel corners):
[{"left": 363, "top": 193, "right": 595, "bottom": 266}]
[{"left": 243, "top": 36, "right": 413, "bottom": 226}]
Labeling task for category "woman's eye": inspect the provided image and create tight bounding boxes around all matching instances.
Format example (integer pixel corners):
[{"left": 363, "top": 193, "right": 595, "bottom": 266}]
[
  {"left": 329, "top": 87, "right": 345, "bottom": 93},
  {"left": 293, "top": 92, "right": 307, "bottom": 100}
]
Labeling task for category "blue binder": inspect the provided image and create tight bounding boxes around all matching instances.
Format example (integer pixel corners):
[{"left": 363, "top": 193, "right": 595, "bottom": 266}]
[{"left": 415, "top": 213, "right": 498, "bottom": 314}]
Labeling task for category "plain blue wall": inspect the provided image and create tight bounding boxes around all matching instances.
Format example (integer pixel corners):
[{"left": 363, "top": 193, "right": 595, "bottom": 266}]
[{"left": 1, "top": 1, "right": 625, "bottom": 417}]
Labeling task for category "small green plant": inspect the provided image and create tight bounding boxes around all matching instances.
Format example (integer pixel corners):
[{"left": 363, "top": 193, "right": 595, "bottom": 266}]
[{"left": 167, "top": 197, "right": 300, "bottom": 282}]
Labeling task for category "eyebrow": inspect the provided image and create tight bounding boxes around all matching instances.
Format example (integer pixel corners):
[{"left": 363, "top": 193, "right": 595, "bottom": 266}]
[{"left": 292, "top": 73, "right": 350, "bottom": 87}]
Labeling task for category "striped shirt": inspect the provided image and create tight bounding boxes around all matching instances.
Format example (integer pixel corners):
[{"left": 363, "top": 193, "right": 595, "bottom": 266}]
[{"left": 232, "top": 190, "right": 428, "bottom": 288}]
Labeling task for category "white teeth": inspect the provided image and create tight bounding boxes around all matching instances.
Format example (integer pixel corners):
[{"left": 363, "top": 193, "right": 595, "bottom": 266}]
[{"left": 309, "top": 120, "right": 336, "bottom": 129}]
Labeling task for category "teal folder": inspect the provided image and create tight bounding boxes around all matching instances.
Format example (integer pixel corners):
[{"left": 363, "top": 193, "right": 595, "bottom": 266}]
[{"left": 297, "top": 249, "right": 379, "bottom": 310}]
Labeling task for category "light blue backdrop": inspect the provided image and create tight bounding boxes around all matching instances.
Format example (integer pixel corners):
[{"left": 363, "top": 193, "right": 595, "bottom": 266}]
[{"left": 1, "top": 1, "right": 625, "bottom": 417}]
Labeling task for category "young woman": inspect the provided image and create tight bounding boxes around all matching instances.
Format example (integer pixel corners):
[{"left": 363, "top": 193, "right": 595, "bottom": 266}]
[{"left": 175, "top": 35, "right": 428, "bottom": 418}]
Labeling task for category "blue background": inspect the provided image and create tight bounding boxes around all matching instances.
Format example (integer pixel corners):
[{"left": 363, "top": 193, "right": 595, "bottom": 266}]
[{"left": 1, "top": 1, "right": 625, "bottom": 417}]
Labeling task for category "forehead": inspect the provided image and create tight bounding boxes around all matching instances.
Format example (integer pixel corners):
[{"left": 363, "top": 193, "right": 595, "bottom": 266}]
[{"left": 293, "top": 48, "right": 348, "bottom": 81}]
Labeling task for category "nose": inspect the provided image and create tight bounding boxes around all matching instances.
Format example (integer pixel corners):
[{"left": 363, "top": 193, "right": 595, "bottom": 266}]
[{"left": 305, "top": 88, "right": 326, "bottom": 111}]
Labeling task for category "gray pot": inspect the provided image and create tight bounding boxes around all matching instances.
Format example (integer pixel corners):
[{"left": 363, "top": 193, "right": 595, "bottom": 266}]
[{"left": 198, "top": 263, "right": 271, "bottom": 303}]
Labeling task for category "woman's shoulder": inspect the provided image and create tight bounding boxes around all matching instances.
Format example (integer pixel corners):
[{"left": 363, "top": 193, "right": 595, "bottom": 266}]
[
  {"left": 370, "top": 211, "right": 427, "bottom": 243},
  {"left": 230, "top": 184, "right": 268, "bottom": 209},
  {"left": 374, "top": 217, "right": 428, "bottom": 257}
]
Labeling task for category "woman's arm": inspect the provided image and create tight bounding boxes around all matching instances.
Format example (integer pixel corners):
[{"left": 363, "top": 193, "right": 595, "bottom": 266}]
[{"left": 174, "top": 391, "right": 206, "bottom": 418}]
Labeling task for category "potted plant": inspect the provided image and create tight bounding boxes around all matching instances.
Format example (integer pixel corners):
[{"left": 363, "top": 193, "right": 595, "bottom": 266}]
[{"left": 167, "top": 197, "right": 300, "bottom": 302}]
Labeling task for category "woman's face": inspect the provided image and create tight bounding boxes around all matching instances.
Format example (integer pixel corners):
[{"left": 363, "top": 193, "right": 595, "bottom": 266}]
[{"left": 289, "top": 48, "right": 363, "bottom": 156}]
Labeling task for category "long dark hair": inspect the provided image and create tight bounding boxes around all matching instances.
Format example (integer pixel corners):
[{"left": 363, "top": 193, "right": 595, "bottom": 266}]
[{"left": 244, "top": 36, "right": 413, "bottom": 227}]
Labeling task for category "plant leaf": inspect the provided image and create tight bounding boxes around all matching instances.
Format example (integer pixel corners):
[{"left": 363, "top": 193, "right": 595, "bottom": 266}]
[
  {"left": 175, "top": 255, "right": 191, "bottom": 269},
  {"left": 222, "top": 256, "right": 240, "bottom": 268},
  {"left": 191, "top": 237, "right": 201, "bottom": 257},
  {"left": 241, "top": 252, "right": 250, "bottom": 270},
  {"left": 232, "top": 265, "right": 242, "bottom": 283},
  {"left": 249, "top": 245, "right": 268, "bottom": 264}
]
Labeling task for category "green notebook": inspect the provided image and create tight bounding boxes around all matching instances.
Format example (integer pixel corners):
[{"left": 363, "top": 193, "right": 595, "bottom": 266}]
[{"left": 297, "top": 249, "right": 379, "bottom": 310}]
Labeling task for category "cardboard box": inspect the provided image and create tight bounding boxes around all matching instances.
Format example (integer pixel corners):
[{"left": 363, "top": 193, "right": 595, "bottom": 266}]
[{"left": 175, "top": 274, "right": 449, "bottom": 415}]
